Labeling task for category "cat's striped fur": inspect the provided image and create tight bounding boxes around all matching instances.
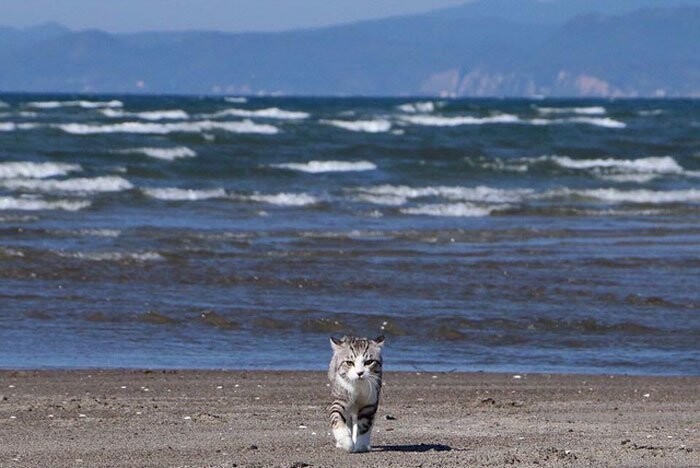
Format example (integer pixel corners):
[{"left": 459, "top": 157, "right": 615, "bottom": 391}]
[{"left": 328, "top": 335, "right": 384, "bottom": 453}]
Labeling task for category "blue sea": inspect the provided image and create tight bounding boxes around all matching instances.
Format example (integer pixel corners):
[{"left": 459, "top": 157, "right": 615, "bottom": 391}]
[{"left": 0, "top": 94, "right": 698, "bottom": 375}]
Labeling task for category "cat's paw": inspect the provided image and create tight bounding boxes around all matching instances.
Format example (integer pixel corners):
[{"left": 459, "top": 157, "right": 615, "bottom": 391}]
[
  {"left": 335, "top": 437, "right": 354, "bottom": 452},
  {"left": 352, "top": 443, "right": 371, "bottom": 453}
]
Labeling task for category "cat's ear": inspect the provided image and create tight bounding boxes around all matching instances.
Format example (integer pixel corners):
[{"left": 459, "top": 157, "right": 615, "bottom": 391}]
[
  {"left": 373, "top": 335, "right": 385, "bottom": 347},
  {"left": 330, "top": 336, "right": 344, "bottom": 350}
]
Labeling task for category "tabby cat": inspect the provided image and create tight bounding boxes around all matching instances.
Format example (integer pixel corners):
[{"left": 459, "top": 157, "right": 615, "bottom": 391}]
[{"left": 327, "top": 335, "right": 385, "bottom": 453}]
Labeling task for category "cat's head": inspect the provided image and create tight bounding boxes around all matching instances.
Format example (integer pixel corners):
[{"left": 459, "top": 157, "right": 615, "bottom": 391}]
[{"left": 330, "top": 335, "right": 384, "bottom": 383}]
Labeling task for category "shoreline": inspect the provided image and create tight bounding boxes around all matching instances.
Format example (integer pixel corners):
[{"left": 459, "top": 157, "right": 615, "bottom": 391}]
[{"left": 1, "top": 370, "right": 698, "bottom": 467}]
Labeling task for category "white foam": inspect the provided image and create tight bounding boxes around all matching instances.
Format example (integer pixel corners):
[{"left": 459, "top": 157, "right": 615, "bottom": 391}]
[
  {"left": 27, "top": 100, "right": 123, "bottom": 109},
  {"left": 0, "top": 101, "right": 8, "bottom": 108},
  {"left": 270, "top": 160, "right": 377, "bottom": 173},
  {"left": 211, "top": 107, "right": 309, "bottom": 120},
  {"left": 565, "top": 117, "right": 626, "bottom": 129},
  {"left": 397, "top": 101, "right": 436, "bottom": 113},
  {"left": 101, "top": 109, "right": 190, "bottom": 120},
  {"left": 118, "top": 147, "right": 197, "bottom": 161},
  {"left": 62, "top": 251, "right": 164, "bottom": 261},
  {"left": 353, "top": 193, "right": 408, "bottom": 206},
  {"left": 224, "top": 97, "right": 248, "bottom": 103},
  {"left": 400, "top": 114, "right": 520, "bottom": 126},
  {"left": 0, "top": 196, "right": 91, "bottom": 211},
  {"left": 0, "top": 162, "right": 82, "bottom": 179},
  {"left": 57, "top": 119, "right": 278, "bottom": 135},
  {"left": 353, "top": 185, "right": 532, "bottom": 203},
  {"left": 550, "top": 156, "right": 683, "bottom": 174},
  {"left": 546, "top": 188, "right": 700, "bottom": 204},
  {"left": 401, "top": 202, "right": 498, "bottom": 217},
  {"left": 638, "top": 109, "right": 665, "bottom": 116},
  {"left": 1, "top": 176, "right": 133, "bottom": 193},
  {"left": 537, "top": 106, "right": 606, "bottom": 115},
  {"left": 142, "top": 187, "right": 226, "bottom": 201},
  {"left": 245, "top": 192, "right": 319, "bottom": 206},
  {"left": 321, "top": 119, "right": 392, "bottom": 133},
  {"left": 0, "top": 122, "right": 38, "bottom": 132}
]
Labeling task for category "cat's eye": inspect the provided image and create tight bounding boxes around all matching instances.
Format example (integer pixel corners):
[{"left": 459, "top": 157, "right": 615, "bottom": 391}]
[
  {"left": 344, "top": 360, "right": 354, "bottom": 367},
  {"left": 364, "top": 359, "right": 376, "bottom": 366}
]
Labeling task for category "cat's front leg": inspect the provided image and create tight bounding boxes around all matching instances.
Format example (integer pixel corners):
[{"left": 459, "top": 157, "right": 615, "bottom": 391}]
[
  {"left": 352, "top": 404, "right": 377, "bottom": 452},
  {"left": 332, "top": 423, "right": 354, "bottom": 452}
]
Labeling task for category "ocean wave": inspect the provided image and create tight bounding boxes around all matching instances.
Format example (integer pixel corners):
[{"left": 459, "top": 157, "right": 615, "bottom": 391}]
[
  {"left": 536, "top": 106, "right": 606, "bottom": 115},
  {"left": 0, "top": 122, "right": 39, "bottom": 131},
  {"left": 142, "top": 187, "right": 227, "bottom": 201},
  {"left": 545, "top": 188, "right": 700, "bottom": 204},
  {"left": 0, "top": 100, "right": 8, "bottom": 108},
  {"left": 401, "top": 202, "right": 500, "bottom": 217},
  {"left": 224, "top": 97, "right": 248, "bottom": 103},
  {"left": 529, "top": 117, "right": 626, "bottom": 128},
  {"left": 59, "top": 251, "right": 164, "bottom": 261},
  {"left": 101, "top": 109, "right": 190, "bottom": 120},
  {"left": 1, "top": 176, "right": 133, "bottom": 193},
  {"left": 56, "top": 119, "right": 278, "bottom": 135},
  {"left": 548, "top": 155, "right": 683, "bottom": 174},
  {"left": 209, "top": 107, "right": 309, "bottom": 120},
  {"left": 397, "top": 101, "right": 436, "bottom": 113},
  {"left": 270, "top": 160, "right": 377, "bottom": 173},
  {"left": 321, "top": 119, "right": 392, "bottom": 133},
  {"left": 26, "top": 100, "right": 123, "bottom": 109},
  {"left": 0, "top": 162, "right": 82, "bottom": 179},
  {"left": 352, "top": 185, "right": 533, "bottom": 204},
  {"left": 400, "top": 114, "right": 520, "bottom": 126},
  {"left": 244, "top": 192, "right": 319, "bottom": 206},
  {"left": 118, "top": 146, "right": 197, "bottom": 161},
  {"left": 0, "top": 196, "right": 91, "bottom": 211}
]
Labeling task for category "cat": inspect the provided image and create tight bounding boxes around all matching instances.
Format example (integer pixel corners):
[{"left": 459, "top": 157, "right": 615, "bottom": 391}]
[{"left": 327, "top": 335, "right": 385, "bottom": 453}]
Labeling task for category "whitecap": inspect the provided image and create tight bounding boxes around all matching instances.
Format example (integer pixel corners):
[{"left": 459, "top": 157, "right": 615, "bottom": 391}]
[
  {"left": 0, "top": 162, "right": 82, "bottom": 179},
  {"left": 353, "top": 185, "right": 532, "bottom": 203},
  {"left": 544, "top": 188, "right": 700, "bottom": 204},
  {"left": 142, "top": 187, "right": 226, "bottom": 201},
  {"left": 0, "top": 122, "right": 38, "bottom": 132},
  {"left": 210, "top": 107, "right": 309, "bottom": 120},
  {"left": 118, "top": 147, "right": 197, "bottom": 161},
  {"left": 270, "top": 160, "right": 377, "bottom": 173},
  {"left": 549, "top": 156, "right": 683, "bottom": 174},
  {"left": 0, "top": 196, "right": 91, "bottom": 211},
  {"left": 27, "top": 100, "right": 123, "bottom": 109},
  {"left": 565, "top": 117, "right": 626, "bottom": 129},
  {"left": 401, "top": 202, "right": 499, "bottom": 217},
  {"left": 397, "top": 101, "right": 436, "bottom": 113},
  {"left": 224, "top": 97, "right": 248, "bottom": 103},
  {"left": 244, "top": 192, "right": 319, "bottom": 206},
  {"left": 101, "top": 109, "right": 190, "bottom": 120},
  {"left": 60, "top": 251, "right": 164, "bottom": 261},
  {"left": 56, "top": 119, "right": 278, "bottom": 135},
  {"left": 321, "top": 119, "right": 392, "bottom": 133},
  {"left": 400, "top": 114, "right": 520, "bottom": 126},
  {"left": 536, "top": 106, "right": 606, "bottom": 115},
  {"left": 1, "top": 176, "right": 133, "bottom": 193}
]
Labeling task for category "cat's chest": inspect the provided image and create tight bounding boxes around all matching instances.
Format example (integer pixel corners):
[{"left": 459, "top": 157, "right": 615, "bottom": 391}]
[{"left": 346, "top": 379, "right": 377, "bottom": 406}]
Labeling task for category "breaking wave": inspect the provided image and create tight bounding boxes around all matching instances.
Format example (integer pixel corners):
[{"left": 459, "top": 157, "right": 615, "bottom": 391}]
[
  {"left": 270, "top": 160, "right": 377, "bottom": 173},
  {"left": 101, "top": 109, "right": 190, "bottom": 120},
  {"left": 1, "top": 176, "right": 133, "bottom": 194},
  {"left": 0, "top": 196, "right": 91, "bottom": 211},
  {"left": 26, "top": 100, "right": 123, "bottom": 109},
  {"left": 321, "top": 119, "right": 392, "bottom": 133},
  {"left": 397, "top": 101, "right": 437, "bottom": 113},
  {"left": 400, "top": 114, "right": 520, "bottom": 126},
  {"left": 118, "top": 146, "right": 197, "bottom": 161},
  {"left": 243, "top": 192, "right": 319, "bottom": 206},
  {"left": 56, "top": 119, "right": 279, "bottom": 135},
  {"left": 401, "top": 202, "right": 501, "bottom": 217},
  {"left": 142, "top": 187, "right": 227, "bottom": 201},
  {"left": 550, "top": 188, "right": 700, "bottom": 204},
  {"left": 536, "top": 106, "right": 606, "bottom": 115},
  {"left": 209, "top": 107, "right": 309, "bottom": 120},
  {"left": 0, "top": 162, "right": 82, "bottom": 179}
]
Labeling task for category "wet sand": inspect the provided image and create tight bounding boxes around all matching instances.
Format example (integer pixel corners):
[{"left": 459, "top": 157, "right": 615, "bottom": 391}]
[{"left": 0, "top": 370, "right": 697, "bottom": 467}]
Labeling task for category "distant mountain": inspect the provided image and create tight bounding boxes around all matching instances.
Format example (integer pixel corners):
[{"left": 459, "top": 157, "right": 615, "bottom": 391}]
[{"left": 0, "top": 3, "right": 698, "bottom": 97}]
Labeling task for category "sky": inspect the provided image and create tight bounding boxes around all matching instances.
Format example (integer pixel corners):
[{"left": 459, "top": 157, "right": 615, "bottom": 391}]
[{"left": 2, "top": 0, "right": 471, "bottom": 33}]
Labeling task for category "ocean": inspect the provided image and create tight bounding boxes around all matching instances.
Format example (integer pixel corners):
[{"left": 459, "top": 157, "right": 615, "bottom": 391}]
[{"left": 0, "top": 94, "right": 698, "bottom": 375}]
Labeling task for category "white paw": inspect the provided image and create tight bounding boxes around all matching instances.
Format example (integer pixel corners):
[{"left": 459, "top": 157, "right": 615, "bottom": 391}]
[{"left": 335, "top": 437, "right": 354, "bottom": 452}]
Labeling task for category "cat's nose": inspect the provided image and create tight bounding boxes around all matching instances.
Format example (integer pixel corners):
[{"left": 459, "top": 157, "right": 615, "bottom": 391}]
[{"left": 356, "top": 370, "right": 364, "bottom": 377}]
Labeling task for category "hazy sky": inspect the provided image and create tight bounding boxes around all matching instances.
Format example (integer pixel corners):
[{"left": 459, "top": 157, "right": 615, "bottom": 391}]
[{"left": 2, "top": 0, "right": 471, "bottom": 33}]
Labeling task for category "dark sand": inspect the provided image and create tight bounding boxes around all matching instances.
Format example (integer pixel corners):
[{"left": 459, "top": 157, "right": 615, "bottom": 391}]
[{"left": 0, "top": 370, "right": 697, "bottom": 467}]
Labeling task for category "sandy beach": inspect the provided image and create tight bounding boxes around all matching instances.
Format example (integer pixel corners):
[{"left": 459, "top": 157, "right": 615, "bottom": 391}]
[{"left": 0, "top": 370, "right": 697, "bottom": 467}]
